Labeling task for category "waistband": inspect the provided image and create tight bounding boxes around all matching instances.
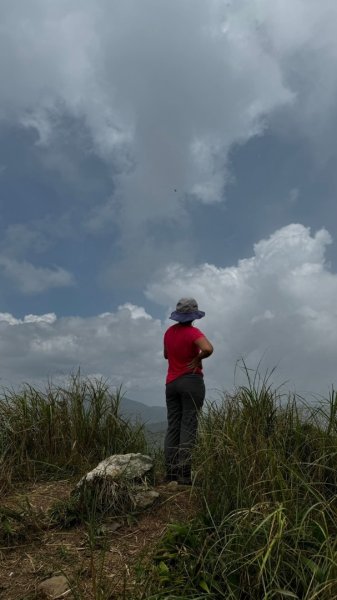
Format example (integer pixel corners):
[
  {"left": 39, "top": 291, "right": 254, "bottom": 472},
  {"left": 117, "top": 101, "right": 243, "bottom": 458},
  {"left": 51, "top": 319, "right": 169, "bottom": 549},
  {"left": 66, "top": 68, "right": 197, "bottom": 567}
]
[{"left": 166, "top": 373, "right": 204, "bottom": 385}]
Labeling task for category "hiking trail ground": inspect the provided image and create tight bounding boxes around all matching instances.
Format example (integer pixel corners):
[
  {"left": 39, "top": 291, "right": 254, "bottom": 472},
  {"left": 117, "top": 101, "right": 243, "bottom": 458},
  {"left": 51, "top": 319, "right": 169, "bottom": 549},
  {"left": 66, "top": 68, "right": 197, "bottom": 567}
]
[{"left": 0, "top": 479, "right": 197, "bottom": 599}]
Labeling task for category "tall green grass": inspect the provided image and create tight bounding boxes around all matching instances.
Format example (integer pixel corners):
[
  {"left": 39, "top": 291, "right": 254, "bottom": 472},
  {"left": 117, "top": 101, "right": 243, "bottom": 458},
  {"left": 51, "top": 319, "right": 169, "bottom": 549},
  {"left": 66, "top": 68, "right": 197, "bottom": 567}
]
[
  {"left": 0, "top": 374, "right": 148, "bottom": 492},
  {"left": 142, "top": 374, "right": 337, "bottom": 599}
]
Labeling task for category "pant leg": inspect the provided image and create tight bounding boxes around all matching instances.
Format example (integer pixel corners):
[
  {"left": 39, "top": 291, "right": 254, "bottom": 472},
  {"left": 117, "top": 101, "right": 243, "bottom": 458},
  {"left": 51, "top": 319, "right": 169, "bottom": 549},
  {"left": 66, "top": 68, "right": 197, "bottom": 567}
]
[
  {"left": 164, "top": 379, "right": 182, "bottom": 477},
  {"left": 178, "top": 376, "right": 205, "bottom": 478}
]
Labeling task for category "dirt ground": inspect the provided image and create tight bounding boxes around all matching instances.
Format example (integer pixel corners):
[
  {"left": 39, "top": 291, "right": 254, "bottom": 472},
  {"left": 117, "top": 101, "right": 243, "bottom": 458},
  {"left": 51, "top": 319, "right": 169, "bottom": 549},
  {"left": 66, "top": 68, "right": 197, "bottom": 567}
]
[{"left": 0, "top": 480, "right": 197, "bottom": 600}]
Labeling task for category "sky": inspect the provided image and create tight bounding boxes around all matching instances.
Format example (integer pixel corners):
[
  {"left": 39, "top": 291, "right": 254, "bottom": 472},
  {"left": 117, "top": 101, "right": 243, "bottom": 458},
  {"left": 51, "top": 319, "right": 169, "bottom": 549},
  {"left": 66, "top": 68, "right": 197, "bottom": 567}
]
[{"left": 0, "top": 0, "right": 337, "bottom": 405}]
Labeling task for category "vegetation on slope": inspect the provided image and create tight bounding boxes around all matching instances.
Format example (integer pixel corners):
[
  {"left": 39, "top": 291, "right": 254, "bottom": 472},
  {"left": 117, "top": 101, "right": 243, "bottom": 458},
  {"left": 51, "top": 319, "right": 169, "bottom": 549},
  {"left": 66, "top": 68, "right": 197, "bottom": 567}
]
[
  {"left": 2, "top": 371, "right": 337, "bottom": 599},
  {"left": 142, "top": 370, "right": 337, "bottom": 599},
  {"left": 0, "top": 374, "right": 148, "bottom": 494}
]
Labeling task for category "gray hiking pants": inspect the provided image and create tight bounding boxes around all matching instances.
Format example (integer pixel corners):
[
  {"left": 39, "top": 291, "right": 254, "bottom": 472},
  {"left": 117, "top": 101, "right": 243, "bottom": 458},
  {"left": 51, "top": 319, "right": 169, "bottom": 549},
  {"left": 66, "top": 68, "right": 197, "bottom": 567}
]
[{"left": 164, "top": 374, "right": 205, "bottom": 478}]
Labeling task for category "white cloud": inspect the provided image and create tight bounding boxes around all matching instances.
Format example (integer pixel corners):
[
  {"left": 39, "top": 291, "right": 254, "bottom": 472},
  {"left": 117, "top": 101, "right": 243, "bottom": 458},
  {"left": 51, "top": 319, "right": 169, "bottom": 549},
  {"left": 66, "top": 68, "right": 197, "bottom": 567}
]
[
  {"left": 1, "top": 223, "right": 49, "bottom": 258},
  {"left": 119, "top": 303, "right": 152, "bottom": 320},
  {"left": 0, "top": 304, "right": 164, "bottom": 405},
  {"left": 0, "top": 256, "right": 74, "bottom": 293},
  {"left": 147, "top": 223, "right": 337, "bottom": 397},
  {"left": 0, "top": 0, "right": 302, "bottom": 230},
  {"left": 1, "top": 3, "right": 337, "bottom": 396},
  {"left": 0, "top": 312, "right": 56, "bottom": 326},
  {"left": 0, "top": 224, "right": 336, "bottom": 403},
  {"left": 2, "top": 0, "right": 336, "bottom": 280}
]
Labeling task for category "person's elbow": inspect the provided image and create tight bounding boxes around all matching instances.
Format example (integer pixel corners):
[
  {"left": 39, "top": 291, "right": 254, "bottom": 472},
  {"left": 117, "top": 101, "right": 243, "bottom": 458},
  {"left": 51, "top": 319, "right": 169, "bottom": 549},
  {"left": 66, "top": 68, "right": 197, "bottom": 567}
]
[
  {"left": 208, "top": 343, "right": 214, "bottom": 356},
  {"left": 196, "top": 337, "right": 214, "bottom": 357},
  {"left": 204, "top": 343, "right": 214, "bottom": 357}
]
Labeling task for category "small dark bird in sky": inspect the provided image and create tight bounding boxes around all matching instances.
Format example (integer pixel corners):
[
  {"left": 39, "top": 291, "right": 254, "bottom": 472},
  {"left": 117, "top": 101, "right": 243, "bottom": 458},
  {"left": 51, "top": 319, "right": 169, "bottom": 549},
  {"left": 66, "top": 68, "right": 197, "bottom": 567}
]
[{"left": 174, "top": 189, "right": 177, "bottom": 192}]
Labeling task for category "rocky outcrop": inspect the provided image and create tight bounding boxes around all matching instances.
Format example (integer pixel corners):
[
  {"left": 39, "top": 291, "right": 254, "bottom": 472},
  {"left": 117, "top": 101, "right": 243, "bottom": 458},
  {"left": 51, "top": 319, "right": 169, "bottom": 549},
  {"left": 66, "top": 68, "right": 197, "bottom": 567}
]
[
  {"left": 77, "top": 453, "right": 153, "bottom": 483},
  {"left": 73, "top": 453, "right": 159, "bottom": 515}
]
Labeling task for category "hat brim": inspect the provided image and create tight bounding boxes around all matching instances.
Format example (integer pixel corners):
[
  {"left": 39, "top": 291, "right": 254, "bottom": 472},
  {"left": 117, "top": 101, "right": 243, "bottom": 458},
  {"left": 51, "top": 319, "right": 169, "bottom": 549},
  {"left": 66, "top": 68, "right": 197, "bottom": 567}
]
[{"left": 169, "top": 310, "right": 205, "bottom": 322}]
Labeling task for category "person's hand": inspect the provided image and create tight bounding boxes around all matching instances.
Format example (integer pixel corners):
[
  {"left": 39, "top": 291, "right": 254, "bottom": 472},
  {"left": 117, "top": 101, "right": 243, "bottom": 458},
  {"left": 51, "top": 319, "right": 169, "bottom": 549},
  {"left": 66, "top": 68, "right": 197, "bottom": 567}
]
[{"left": 187, "top": 356, "right": 202, "bottom": 372}]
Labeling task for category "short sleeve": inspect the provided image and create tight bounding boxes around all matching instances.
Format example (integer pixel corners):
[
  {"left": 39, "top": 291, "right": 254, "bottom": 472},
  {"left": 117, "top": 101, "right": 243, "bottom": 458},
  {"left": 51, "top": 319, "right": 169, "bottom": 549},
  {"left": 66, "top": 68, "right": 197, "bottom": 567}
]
[{"left": 190, "top": 327, "right": 205, "bottom": 342}]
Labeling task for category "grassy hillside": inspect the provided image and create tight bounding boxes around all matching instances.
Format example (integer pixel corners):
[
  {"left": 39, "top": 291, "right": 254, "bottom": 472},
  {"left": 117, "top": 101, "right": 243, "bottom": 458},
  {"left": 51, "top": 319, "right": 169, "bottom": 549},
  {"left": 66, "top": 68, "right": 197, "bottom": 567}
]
[
  {"left": 1, "top": 372, "right": 337, "bottom": 599},
  {"left": 141, "top": 373, "right": 337, "bottom": 599},
  {"left": 0, "top": 375, "right": 149, "bottom": 493}
]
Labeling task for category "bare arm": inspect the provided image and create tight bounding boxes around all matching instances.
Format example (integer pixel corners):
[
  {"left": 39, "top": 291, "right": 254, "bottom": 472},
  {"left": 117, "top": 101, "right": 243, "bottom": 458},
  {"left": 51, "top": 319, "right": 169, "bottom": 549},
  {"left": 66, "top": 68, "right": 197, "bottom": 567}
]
[
  {"left": 188, "top": 336, "right": 213, "bottom": 371},
  {"left": 195, "top": 336, "right": 213, "bottom": 359}
]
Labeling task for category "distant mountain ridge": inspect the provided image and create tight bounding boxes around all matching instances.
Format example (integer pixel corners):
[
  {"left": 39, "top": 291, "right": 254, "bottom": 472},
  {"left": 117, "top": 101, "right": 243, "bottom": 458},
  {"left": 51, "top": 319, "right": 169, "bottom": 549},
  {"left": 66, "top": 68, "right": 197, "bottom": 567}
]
[{"left": 120, "top": 396, "right": 167, "bottom": 425}]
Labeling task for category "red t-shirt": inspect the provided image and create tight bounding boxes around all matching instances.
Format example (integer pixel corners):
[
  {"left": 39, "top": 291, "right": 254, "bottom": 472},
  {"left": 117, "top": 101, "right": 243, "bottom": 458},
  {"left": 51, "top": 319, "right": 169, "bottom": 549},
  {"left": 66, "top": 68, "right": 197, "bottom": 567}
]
[{"left": 164, "top": 323, "right": 205, "bottom": 384}]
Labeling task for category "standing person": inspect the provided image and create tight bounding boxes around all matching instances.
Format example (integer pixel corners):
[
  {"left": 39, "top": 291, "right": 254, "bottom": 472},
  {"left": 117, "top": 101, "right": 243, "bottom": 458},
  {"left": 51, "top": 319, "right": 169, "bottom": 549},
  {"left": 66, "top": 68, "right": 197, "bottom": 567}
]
[{"left": 163, "top": 298, "right": 213, "bottom": 485}]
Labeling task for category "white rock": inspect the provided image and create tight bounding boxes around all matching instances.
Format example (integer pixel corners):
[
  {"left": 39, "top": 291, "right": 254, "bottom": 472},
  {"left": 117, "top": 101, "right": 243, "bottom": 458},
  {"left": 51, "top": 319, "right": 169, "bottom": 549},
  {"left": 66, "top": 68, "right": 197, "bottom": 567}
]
[
  {"left": 38, "top": 575, "right": 70, "bottom": 599},
  {"left": 77, "top": 453, "right": 153, "bottom": 486},
  {"left": 72, "top": 453, "right": 158, "bottom": 515}
]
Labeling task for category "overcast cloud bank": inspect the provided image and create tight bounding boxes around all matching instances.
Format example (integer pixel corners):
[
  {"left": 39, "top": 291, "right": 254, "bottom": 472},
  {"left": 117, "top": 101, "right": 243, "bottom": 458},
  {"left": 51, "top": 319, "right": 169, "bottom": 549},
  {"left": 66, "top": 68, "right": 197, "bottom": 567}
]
[
  {"left": 1, "top": 0, "right": 337, "bottom": 282},
  {"left": 0, "top": 224, "right": 335, "bottom": 404},
  {"left": 0, "top": 2, "right": 337, "bottom": 403}
]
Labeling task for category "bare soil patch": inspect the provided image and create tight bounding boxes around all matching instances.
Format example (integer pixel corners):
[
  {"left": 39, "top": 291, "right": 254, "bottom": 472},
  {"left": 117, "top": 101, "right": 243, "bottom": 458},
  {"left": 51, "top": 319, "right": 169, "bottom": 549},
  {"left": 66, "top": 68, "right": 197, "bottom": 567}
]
[{"left": 0, "top": 480, "right": 197, "bottom": 599}]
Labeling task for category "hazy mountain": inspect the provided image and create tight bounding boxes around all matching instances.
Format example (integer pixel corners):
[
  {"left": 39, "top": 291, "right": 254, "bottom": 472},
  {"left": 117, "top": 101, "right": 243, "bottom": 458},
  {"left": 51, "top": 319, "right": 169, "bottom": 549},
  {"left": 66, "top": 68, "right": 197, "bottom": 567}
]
[{"left": 120, "top": 396, "right": 167, "bottom": 425}]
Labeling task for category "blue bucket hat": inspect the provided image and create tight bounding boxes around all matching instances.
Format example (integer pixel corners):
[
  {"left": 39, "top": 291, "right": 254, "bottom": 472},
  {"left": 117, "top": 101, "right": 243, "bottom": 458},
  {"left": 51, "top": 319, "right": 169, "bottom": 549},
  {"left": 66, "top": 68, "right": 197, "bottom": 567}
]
[{"left": 169, "top": 297, "right": 205, "bottom": 323}]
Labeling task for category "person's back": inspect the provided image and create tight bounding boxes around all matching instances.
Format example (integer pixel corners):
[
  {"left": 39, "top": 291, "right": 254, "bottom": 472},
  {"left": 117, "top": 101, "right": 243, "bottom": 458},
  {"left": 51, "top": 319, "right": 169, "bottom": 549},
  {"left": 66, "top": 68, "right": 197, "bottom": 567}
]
[
  {"left": 164, "top": 323, "right": 204, "bottom": 383},
  {"left": 163, "top": 298, "right": 213, "bottom": 485}
]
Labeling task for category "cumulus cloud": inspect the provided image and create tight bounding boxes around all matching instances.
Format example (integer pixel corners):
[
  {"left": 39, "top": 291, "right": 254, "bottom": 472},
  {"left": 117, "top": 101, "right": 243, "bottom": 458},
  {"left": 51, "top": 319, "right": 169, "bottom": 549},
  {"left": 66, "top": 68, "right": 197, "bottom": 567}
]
[
  {"left": 147, "top": 223, "right": 337, "bottom": 397},
  {"left": 0, "top": 224, "right": 336, "bottom": 403},
  {"left": 1, "top": 1, "right": 337, "bottom": 281},
  {"left": 0, "top": 312, "right": 56, "bottom": 326},
  {"left": 0, "top": 256, "right": 74, "bottom": 293},
  {"left": 2, "top": 0, "right": 330, "bottom": 227},
  {"left": 0, "top": 222, "right": 76, "bottom": 294},
  {"left": 1, "top": 2, "right": 337, "bottom": 394},
  {"left": 0, "top": 303, "right": 164, "bottom": 405}
]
